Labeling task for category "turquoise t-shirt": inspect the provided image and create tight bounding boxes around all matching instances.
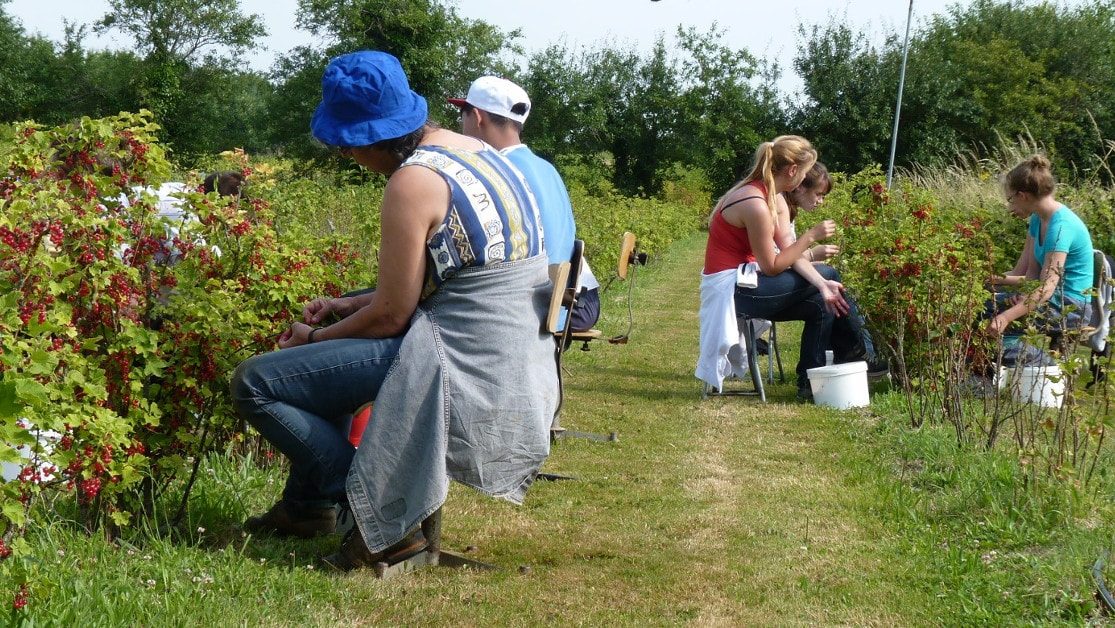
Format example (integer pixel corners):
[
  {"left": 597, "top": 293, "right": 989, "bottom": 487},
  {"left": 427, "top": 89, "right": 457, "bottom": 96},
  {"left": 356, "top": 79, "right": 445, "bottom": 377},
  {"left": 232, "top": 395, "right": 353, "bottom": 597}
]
[{"left": 1028, "top": 205, "right": 1093, "bottom": 305}]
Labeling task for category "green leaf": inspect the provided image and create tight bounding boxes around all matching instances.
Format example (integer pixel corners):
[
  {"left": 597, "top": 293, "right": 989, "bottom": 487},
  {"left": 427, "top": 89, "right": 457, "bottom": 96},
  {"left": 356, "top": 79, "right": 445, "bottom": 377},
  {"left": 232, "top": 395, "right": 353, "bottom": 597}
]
[
  {"left": 110, "top": 510, "right": 132, "bottom": 527},
  {"left": 1, "top": 501, "right": 26, "bottom": 527},
  {"left": 15, "top": 379, "right": 49, "bottom": 407},
  {"left": 0, "top": 381, "right": 20, "bottom": 419},
  {"left": 26, "top": 349, "right": 55, "bottom": 375},
  {"left": 0, "top": 447, "right": 22, "bottom": 465}
]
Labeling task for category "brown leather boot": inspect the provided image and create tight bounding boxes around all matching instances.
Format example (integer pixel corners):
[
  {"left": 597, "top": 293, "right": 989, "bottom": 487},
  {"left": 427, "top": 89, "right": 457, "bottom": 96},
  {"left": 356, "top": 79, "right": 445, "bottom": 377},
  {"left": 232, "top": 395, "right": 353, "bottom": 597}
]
[
  {"left": 320, "top": 527, "right": 428, "bottom": 572},
  {"left": 243, "top": 500, "right": 337, "bottom": 538}
]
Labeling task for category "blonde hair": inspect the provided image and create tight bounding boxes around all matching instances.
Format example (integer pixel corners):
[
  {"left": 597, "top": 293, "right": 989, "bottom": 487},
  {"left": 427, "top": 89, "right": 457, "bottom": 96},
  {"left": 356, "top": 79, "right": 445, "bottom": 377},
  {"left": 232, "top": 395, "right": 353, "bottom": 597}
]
[
  {"left": 714, "top": 135, "right": 817, "bottom": 219},
  {"left": 1004, "top": 154, "right": 1055, "bottom": 198}
]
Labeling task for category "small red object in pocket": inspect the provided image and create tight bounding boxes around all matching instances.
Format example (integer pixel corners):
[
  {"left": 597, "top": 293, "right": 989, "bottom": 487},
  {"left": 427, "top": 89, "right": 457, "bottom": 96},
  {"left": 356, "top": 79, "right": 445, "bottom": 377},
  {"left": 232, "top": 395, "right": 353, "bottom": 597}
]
[{"left": 349, "top": 405, "right": 372, "bottom": 447}]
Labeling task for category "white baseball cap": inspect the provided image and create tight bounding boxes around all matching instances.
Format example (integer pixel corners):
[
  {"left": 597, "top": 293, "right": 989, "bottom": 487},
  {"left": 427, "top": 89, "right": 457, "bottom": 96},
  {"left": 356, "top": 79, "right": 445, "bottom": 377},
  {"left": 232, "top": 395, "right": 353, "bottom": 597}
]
[{"left": 448, "top": 76, "right": 531, "bottom": 124}]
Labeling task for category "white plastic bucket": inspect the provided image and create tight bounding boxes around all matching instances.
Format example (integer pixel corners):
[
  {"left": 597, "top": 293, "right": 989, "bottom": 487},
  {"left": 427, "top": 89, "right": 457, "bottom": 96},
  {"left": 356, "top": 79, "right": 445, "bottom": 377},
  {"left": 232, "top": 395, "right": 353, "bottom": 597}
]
[
  {"left": 806, "top": 361, "right": 870, "bottom": 409},
  {"left": 996, "top": 366, "right": 1010, "bottom": 391},
  {"left": 1013, "top": 365, "right": 1064, "bottom": 408}
]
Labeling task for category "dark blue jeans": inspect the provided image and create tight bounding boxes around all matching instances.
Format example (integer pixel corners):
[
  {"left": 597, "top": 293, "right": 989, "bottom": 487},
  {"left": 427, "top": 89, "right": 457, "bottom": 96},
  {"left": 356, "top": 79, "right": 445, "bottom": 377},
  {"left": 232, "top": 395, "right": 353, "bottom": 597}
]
[
  {"left": 815, "top": 265, "right": 876, "bottom": 365},
  {"left": 231, "top": 336, "right": 404, "bottom": 510},
  {"left": 571, "top": 287, "right": 601, "bottom": 331}
]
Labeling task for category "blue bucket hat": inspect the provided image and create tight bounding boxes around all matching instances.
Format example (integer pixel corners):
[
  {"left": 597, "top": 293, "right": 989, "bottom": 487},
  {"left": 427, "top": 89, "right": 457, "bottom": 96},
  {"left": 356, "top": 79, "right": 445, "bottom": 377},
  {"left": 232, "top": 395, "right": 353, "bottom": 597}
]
[{"left": 311, "top": 50, "right": 429, "bottom": 148}]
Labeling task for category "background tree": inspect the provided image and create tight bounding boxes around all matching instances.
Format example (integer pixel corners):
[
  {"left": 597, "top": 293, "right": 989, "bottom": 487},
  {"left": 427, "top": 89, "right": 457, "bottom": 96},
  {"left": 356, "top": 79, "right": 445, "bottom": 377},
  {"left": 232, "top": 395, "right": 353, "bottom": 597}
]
[
  {"left": 93, "top": 0, "right": 269, "bottom": 159},
  {"left": 0, "top": 2, "right": 58, "bottom": 122},
  {"left": 522, "top": 26, "right": 780, "bottom": 196},
  {"left": 790, "top": 21, "right": 898, "bottom": 174},
  {"left": 3, "top": 0, "right": 1114, "bottom": 187},
  {"left": 266, "top": 0, "right": 519, "bottom": 157},
  {"left": 672, "top": 25, "right": 784, "bottom": 192},
  {"left": 794, "top": 1, "right": 1115, "bottom": 178},
  {"left": 94, "top": 0, "right": 265, "bottom": 63},
  {"left": 913, "top": 0, "right": 1115, "bottom": 177}
]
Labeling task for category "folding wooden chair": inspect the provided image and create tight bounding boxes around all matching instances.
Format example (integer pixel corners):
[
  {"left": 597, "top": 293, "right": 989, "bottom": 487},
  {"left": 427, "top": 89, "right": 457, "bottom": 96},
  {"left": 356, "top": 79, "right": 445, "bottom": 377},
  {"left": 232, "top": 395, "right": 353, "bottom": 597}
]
[
  {"left": 566, "top": 231, "right": 645, "bottom": 351},
  {"left": 545, "top": 240, "right": 618, "bottom": 443}
]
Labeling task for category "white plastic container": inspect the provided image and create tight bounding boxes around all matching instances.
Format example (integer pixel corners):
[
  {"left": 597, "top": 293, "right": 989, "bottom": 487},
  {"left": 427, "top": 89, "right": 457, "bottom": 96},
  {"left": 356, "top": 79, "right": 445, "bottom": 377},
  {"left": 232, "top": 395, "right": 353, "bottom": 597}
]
[
  {"left": 806, "top": 361, "right": 870, "bottom": 409},
  {"left": 996, "top": 366, "right": 1010, "bottom": 391},
  {"left": 1013, "top": 365, "right": 1064, "bottom": 408}
]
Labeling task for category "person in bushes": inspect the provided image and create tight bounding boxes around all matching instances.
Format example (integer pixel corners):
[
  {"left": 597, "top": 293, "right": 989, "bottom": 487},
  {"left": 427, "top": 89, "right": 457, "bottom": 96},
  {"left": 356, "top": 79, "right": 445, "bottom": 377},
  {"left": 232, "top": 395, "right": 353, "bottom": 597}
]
[
  {"left": 202, "top": 170, "right": 246, "bottom": 200},
  {"left": 230, "top": 50, "right": 558, "bottom": 571},
  {"left": 697, "top": 135, "right": 859, "bottom": 401},
  {"left": 448, "top": 76, "right": 600, "bottom": 331},
  {"left": 779, "top": 162, "right": 886, "bottom": 375},
  {"left": 985, "top": 155, "right": 1093, "bottom": 359}
]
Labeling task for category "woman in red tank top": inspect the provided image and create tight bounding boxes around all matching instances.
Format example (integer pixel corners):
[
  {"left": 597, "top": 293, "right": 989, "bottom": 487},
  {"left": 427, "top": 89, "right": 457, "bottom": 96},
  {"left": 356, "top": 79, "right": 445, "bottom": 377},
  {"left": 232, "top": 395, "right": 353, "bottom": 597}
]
[{"left": 701, "top": 135, "right": 849, "bottom": 399}]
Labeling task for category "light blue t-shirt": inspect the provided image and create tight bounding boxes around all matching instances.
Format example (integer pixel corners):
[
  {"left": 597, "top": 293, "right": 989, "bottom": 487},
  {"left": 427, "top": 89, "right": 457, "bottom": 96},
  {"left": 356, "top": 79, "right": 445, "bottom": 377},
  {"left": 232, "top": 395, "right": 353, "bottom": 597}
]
[
  {"left": 502, "top": 145, "right": 576, "bottom": 265},
  {"left": 502, "top": 145, "right": 598, "bottom": 291},
  {"left": 1028, "top": 205, "right": 1093, "bottom": 305}
]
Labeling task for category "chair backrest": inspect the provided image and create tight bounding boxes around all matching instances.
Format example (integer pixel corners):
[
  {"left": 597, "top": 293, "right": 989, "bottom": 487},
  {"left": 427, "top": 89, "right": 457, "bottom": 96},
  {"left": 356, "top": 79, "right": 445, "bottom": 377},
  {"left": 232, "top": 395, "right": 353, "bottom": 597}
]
[
  {"left": 1088, "top": 249, "right": 1114, "bottom": 351},
  {"left": 543, "top": 240, "right": 589, "bottom": 354},
  {"left": 569, "top": 239, "right": 586, "bottom": 293},
  {"left": 617, "top": 232, "right": 637, "bottom": 280},
  {"left": 546, "top": 262, "right": 571, "bottom": 335}
]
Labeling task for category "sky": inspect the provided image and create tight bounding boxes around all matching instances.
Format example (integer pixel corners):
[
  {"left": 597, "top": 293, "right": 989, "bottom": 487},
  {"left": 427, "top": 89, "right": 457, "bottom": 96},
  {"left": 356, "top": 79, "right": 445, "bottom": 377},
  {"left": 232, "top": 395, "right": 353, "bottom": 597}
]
[{"left": 6, "top": 0, "right": 978, "bottom": 96}]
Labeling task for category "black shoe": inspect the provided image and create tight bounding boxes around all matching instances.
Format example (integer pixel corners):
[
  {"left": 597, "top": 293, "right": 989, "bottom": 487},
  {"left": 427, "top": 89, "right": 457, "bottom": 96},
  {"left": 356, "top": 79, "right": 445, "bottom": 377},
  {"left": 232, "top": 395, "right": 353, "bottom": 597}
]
[
  {"left": 837, "top": 350, "right": 890, "bottom": 381},
  {"left": 754, "top": 337, "right": 770, "bottom": 356}
]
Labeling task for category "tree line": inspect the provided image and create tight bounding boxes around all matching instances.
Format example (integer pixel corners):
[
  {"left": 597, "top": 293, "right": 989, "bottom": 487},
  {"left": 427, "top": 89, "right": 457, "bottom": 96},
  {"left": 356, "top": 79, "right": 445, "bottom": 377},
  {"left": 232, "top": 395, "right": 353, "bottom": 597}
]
[{"left": 2, "top": 0, "right": 1113, "bottom": 195}]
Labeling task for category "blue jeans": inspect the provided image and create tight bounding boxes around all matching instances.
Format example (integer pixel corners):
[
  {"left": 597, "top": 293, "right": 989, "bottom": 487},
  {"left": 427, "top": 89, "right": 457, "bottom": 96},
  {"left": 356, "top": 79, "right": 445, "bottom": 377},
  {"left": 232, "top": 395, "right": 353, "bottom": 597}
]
[
  {"left": 983, "top": 292, "right": 1090, "bottom": 366},
  {"left": 231, "top": 336, "right": 404, "bottom": 510},
  {"left": 815, "top": 265, "right": 876, "bottom": 365},
  {"left": 984, "top": 292, "right": 1090, "bottom": 336}
]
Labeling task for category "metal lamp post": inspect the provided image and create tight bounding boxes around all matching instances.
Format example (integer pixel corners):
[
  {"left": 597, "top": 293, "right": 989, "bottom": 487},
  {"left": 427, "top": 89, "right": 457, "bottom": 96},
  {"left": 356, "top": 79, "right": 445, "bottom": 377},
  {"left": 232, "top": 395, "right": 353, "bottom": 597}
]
[{"left": 886, "top": 0, "right": 914, "bottom": 189}]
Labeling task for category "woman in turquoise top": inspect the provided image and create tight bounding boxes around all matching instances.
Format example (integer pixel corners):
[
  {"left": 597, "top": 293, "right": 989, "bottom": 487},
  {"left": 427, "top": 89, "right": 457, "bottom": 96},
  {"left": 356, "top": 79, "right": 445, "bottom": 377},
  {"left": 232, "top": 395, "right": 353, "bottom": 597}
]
[{"left": 987, "top": 154, "right": 1093, "bottom": 338}]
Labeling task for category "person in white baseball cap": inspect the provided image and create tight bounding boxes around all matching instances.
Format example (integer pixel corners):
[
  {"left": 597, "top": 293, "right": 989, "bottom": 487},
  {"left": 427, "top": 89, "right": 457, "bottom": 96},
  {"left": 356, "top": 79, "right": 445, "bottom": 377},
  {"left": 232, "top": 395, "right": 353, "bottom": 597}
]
[
  {"left": 447, "top": 75, "right": 532, "bottom": 124},
  {"left": 450, "top": 76, "right": 601, "bottom": 332}
]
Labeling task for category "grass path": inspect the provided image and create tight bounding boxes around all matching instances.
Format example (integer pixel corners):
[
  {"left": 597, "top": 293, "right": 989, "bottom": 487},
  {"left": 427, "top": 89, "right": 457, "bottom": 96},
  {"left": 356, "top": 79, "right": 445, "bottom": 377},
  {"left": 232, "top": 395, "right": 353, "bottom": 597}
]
[
  {"left": 17, "top": 233, "right": 941, "bottom": 625},
  {"left": 557, "top": 232, "right": 929, "bottom": 625}
]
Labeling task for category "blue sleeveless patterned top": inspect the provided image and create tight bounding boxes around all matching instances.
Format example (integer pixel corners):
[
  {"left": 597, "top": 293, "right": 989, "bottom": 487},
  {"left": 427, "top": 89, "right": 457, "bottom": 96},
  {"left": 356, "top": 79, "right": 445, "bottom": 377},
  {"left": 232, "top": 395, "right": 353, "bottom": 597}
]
[{"left": 403, "top": 145, "right": 546, "bottom": 299}]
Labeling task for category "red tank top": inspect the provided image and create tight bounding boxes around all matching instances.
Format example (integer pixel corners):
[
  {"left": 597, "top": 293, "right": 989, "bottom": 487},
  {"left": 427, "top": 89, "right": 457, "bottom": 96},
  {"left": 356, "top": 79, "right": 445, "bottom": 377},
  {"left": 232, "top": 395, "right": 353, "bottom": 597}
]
[{"left": 703, "top": 182, "right": 773, "bottom": 274}]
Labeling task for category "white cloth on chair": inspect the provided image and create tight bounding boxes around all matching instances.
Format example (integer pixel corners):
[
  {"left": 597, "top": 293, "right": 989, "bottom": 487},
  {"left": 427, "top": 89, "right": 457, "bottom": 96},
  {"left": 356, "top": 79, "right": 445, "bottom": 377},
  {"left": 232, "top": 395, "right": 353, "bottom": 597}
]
[
  {"left": 736, "top": 261, "right": 760, "bottom": 288},
  {"left": 697, "top": 269, "right": 749, "bottom": 391},
  {"left": 1090, "top": 250, "right": 1113, "bottom": 353}
]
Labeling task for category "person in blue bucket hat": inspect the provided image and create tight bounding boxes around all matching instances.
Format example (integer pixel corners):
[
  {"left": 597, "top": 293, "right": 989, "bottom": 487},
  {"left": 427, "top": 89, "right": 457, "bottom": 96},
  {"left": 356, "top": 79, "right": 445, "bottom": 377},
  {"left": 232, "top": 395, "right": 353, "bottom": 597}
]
[
  {"left": 230, "top": 50, "right": 558, "bottom": 571},
  {"left": 311, "top": 50, "right": 429, "bottom": 148}
]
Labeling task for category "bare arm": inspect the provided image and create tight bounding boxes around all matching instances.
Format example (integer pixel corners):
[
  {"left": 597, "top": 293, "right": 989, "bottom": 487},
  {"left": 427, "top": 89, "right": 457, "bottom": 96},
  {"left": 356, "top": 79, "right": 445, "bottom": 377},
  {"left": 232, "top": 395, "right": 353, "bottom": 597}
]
[
  {"left": 302, "top": 291, "right": 375, "bottom": 325},
  {"left": 282, "top": 166, "right": 446, "bottom": 346},
  {"left": 988, "top": 250, "right": 1067, "bottom": 335},
  {"left": 721, "top": 198, "right": 835, "bottom": 277},
  {"left": 768, "top": 198, "right": 849, "bottom": 314},
  {"left": 791, "top": 255, "right": 851, "bottom": 316},
  {"left": 775, "top": 204, "right": 839, "bottom": 263}
]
